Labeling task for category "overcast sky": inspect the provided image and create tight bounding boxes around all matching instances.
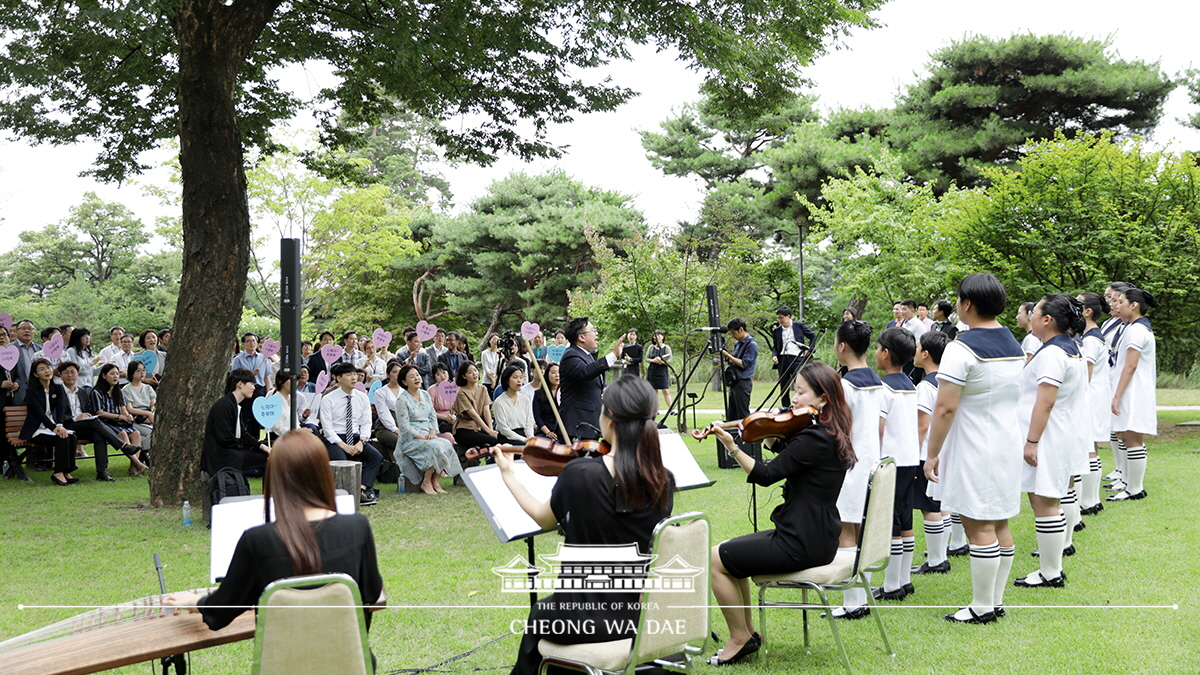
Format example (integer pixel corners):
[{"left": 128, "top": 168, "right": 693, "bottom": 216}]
[{"left": 1, "top": 0, "right": 1197, "bottom": 254}]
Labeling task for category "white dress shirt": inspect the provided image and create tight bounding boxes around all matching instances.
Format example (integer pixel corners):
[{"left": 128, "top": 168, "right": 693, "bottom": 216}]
[{"left": 319, "top": 387, "right": 372, "bottom": 444}]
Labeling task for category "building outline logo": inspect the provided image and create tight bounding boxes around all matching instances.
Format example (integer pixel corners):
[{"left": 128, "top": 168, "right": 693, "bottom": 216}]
[{"left": 492, "top": 543, "right": 703, "bottom": 593}]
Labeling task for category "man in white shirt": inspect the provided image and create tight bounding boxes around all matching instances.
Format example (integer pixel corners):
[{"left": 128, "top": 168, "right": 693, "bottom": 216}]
[
  {"left": 426, "top": 328, "right": 448, "bottom": 363},
  {"left": 898, "top": 299, "right": 928, "bottom": 384},
  {"left": 319, "top": 362, "right": 383, "bottom": 505},
  {"left": 97, "top": 326, "right": 125, "bottom": 366}
]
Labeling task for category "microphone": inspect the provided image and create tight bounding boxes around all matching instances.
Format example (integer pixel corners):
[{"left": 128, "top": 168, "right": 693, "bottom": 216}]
[{"left": 690, "top": 326, "right": 729, "bottom": 333}]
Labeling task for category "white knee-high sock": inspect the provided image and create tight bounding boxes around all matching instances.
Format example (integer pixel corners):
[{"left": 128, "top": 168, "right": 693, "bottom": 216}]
[
  {"left": 1062, "top": 488, "right": 1080, "bottom": 547},
  {"left": 993, "top": 546, "right": 1014, "bottom": 609},
  {"left": 1124, "top": 446, "right": 1147, "bottom": 494},
  {"left": 900, "top": 536, "right": 915, "bottom": 586},
  {"left": 1116, "top": 435, "right": 1128, "bottom": 478},
  {"left": 884, "top": 539, "right": 904, "bottom": 591},
  {"left": 1081, "top": 456, "right": 1102, "bottom": 509},
  {"left": 949, "top": 514, "right": 968, "bottom": 549},
  {"left": 1035, "top": 514, "right": 1066, "bottom": 579},
  {"left": 1106, "top": 433, "right": 1123, "bottom": 480},
  {"left": 925, "top": 518, "right": 948, "bottom": 566},
  {"left": 968, "top": 543, "right": 1000, "bottom": 615},
  {"left": 840, "top": 547, "right": 867, "bottom": 608}
]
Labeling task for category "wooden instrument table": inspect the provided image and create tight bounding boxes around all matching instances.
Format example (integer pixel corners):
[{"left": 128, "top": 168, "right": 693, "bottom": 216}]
[{"left": 0, "top": 610, "right": 255, "bottom": 675}]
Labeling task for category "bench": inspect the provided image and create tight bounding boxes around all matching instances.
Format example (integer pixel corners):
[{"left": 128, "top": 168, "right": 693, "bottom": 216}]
[{"left": 4, "top": 405, "right": 124, "bottom": 468}]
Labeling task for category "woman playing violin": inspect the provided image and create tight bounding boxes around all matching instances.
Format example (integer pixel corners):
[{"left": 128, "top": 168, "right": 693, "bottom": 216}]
[
  {"left": 705, "top": 362, "right": 856, "bottom": 666},
  {"left": 495, "top": 376, "right": 674, "bottom": 675}
]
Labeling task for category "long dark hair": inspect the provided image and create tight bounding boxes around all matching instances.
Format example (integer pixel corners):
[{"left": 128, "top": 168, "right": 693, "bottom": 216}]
[
  {"left": 1039, "top": 294, "right": 1085, "bottom": 335},
  {"left": 1078, "top": 291, "right": 1109, "bottom": 321},
  {"left": 537, "top": 362, "right": 560, "bottom": 403},
  {"left": 601, "top": 377, "right": 671, "bottom": 510},
  {"left": 95, "top": 363, "right": 124, "bottom": 404},
  {"left": 804, "top": 362, "right": 857, "bottom": 470},
  {"left": 28, "top": 358, "right": 54, "bottom": 391},
  {"left": 67, "top": 327, "right": 92, "bottom": 357},
  {"left": 264, "top": 431, "right": 338, "bottom": 576}
]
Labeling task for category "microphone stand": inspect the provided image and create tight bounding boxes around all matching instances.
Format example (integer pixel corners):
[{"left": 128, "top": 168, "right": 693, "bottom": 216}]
[{"left": 658, "top": 330, "right": 722, "bottom": 431}]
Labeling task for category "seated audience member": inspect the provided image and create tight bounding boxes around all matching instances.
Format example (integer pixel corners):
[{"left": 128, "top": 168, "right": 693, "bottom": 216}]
[
  {"left": 201, "top": 368, "right": 271, "bottom": 478},
  {"left": 157, "top": 328, "right": 172, "bottom": 352},
  {"left": 91, "top": 364, "right": 145, "bottom": 470},
  {"left": 533, "top": 362, "right": 562, "bottom": 441},
  {"left": 137, "top": 329, "right": 166, "bottom": 386},
  {"left": 426, "top": 328, "right": 449, "bottom": 364},
  {"left": 296, "top": 364, "right": 316, "bottom": 393},
  {"left": 97, "top": 326, "right": 124, "bottom": 367},
  {"left": 481, "top": 333, "right": 502, "bottom": 389},
  {"left": 230, "top": 332, "right": 269, "bottom": 394},
  {"left": 319, "top": 362, "right": 384, "bottom": 506},
  {"left": 12, "top": 319, "right": 43, "bottom": 406},
  {"left": 114, "top": 333, "right": 137, "bottom": 384},
  {"left": 438, "top": 333, "right": 467, "bottom": 381},
  {"left": 268, "top": 371, "right": 315, "bottom": 441},
  {"left": 58, "top": 361, "right": 146, "bottom": 480},
  {"left": 306, "top": 330, "right": 336, "bottom": 380},
  {"left": 372, "top": 361, "right": 404, "bottom": 462},
  {"left": 493, "top": 364, "right": 536, "bottom": 444},
  {"left": 394, "top": 364, "right": 462, "bottom": 494},
  {"left": 1, "top": 327, "right": 31, "bottom": 481},
  {"left": 300, "top": 339, "right": 313, "bottom": 364},
  {"left": 64, "top": 327, "right": 98, "bottom": 386},
  {"left": 452, "top": 362, "right": 500, "bottom": 465},
  {"left": 358, "top": 339, "right": 387, "bottom": 384},
  {"left": 396, "top": 331, "right": 434, "bottom": 387},
  {"left": 338, "top": 330, "right": 364, "bottom": 365},
  {"left": 21, "top": 358, "right": 79, "bottom": 485},
  {"left": 166, "top": 430, "right": 384, "bottom": 639},
  {"left": 427, "top": 363, "right": 458, "bottom": 439},
  {"left": 40, "top": 327, "right": 62, "bottom": 369},
  {"left": 122, "top": 361, "right": 156, "bottom": 451}
]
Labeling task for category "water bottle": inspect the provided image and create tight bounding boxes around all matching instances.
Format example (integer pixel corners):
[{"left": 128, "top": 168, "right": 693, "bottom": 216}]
[{"left": 182, "top": 500, "right": 192, "bottom": 527}]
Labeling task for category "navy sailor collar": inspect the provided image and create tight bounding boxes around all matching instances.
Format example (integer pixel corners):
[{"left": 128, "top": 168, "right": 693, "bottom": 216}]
[
  {"left": 1082, "top": 327, "right": 1104, "bottom": 342},
  {"left": 841, "top": 367, "right": 882, "bottom": 390},
  {"left": 882, "top": 372, "right": 916, "bottom": 391},
  {"left": 954, "top": 326, "right": 1024, "bottom": 360},
  {"left": 921, "top": 372, "right": 940, "bottom": 389},
  {"left": 1034, "top": 333, "right": 1081, "bottom": 359}
]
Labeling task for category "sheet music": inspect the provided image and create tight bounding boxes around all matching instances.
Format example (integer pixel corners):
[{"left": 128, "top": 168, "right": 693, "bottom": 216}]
[{"left": 209, "top": 494, "right": 356, "bottom": 583}]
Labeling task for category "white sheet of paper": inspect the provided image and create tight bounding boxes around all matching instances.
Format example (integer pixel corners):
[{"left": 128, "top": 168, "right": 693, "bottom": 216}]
[
  {"left": 657, "top": 429, "right": 711, "bottom": 489},
  {"left": 209, "top": 493, "right": 356, "bottom": 583}
]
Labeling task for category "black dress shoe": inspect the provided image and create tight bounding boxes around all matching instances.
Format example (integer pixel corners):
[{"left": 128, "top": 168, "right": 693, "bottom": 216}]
[
  {"left": 1073, "top": 519, "right": 1086, "bottom": 532},
  {"left": 912, "top": 560, "right": 951, "bottom": 574},
  {"left": 993, "top": 606, "right": 1006, "bottom": 618},
  {"left": 50, "top": 475, "right": 70, "bottom": 486},
  {"left": 821, "top": 606, "right": 870, "bottom": 620},
  {"left": 707, "top": 633, "right": 761, "bottom": 666},
  {"left": 1106, "top": 490, "right": 1147, "bottom": 502},
  {"left": 1081, "top": 503, "right": 1104, "bottom": 516},
  {"left": 1062, "top": 545, "right": 1075, "bottom": 557},
  {"left": 65, "top": 476, "right": 80, "bottom": 484},
  {"left": 1014, "top": 571, "right": 1066, "bottom": 588},
  {"left": 903, "top": 582, "right": 915, "bottom": 595},
  {"left": 944, "top": 607, "right": 996, "bottom": 624},
  {"left": 947, "top": 544, "right": 970, "bottom": 557},
  {"left": 96, "top": 471, "right": 115, "bottom": 482}
]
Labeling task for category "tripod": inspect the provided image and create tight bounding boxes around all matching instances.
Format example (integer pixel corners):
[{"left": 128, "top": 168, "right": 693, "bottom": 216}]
[{"left": 658, "top": 330, "right": 725, "bottom": 431}]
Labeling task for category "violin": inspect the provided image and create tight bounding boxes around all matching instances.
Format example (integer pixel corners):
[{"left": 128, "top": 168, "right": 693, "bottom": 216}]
[
  {"left": 690, "top": 406, "right": 818, "bottom": 446},
  {"left": 465, "top": 436, "right": 612, "bottom": 476}
]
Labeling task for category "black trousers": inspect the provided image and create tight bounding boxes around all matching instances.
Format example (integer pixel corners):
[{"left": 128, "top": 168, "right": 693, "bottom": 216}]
[
  {"left": 324, "top": 434, "right": 383, "bottom": 488},
  {"left": 777, "top": 355, "right": 800, "bottom": 407},
  {"left": 65, "top": 418, "right": 131, "bottom": 472},
  {"left": 726, "top": 378, "right": 759, "bottom": 459},
  {"left": 454, "top": 428, "right": 499, "bottom": 466},
  {"left": 28, "top": 433, "right": 78, "bottom": 474}
]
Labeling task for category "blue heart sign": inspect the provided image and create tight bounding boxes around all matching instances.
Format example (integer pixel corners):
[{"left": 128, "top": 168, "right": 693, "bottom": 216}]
[{"left": 253, "top": 394, "right": 284, "bottom": 429}]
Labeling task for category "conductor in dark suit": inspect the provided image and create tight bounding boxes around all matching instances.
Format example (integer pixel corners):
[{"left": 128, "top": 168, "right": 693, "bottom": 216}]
[
  {"left": 202, "top": 369, "right": 271, "bottom": 477},
  {"left": 558, "top": 317, "right": 624, "bottom": 441}
]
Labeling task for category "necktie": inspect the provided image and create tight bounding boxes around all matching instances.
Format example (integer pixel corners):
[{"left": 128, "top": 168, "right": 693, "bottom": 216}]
[{"left": 344, "top": 394, "right": 358, "bottom": 445}]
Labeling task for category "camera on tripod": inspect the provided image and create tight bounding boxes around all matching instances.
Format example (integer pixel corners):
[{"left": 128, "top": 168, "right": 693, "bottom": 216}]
[{"left": 498, "top": 330, "right": 519, "bottom": 355}]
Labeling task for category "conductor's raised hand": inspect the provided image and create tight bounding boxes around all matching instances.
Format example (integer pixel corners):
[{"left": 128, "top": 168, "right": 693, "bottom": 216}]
[{"left": 612, "top": 334, "right": 625, "bottom": 359}]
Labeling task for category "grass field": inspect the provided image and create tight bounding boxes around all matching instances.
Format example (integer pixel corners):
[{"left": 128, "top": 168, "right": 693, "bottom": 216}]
[{"left": 1, "top": 411, "right": 1197, "bottom": 675}]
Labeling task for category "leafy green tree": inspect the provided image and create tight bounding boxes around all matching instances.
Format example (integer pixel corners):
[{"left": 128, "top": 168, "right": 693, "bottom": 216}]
[
  {"left": 1180, "top": 69, "right": 1200, "bottom": 131},
  {"left": 947, "top": 133, "right": 1200, "bottom": 371},
  {"left": 0, "top": 0, "right": 885, "bottom": 504}
]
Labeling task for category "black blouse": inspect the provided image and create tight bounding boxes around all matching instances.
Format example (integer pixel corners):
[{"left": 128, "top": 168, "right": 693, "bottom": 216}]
[
  {"left": 198, "top": 513, "right": 383, "bottom": 631},
  {"left": 748, "top": 424, "right": 847, "bottom": 565}
]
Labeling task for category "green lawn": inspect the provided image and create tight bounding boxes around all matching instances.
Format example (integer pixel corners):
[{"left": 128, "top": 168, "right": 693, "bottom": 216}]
[{"left": 1, "top": 412, "right": 1197, "bottom": 675}]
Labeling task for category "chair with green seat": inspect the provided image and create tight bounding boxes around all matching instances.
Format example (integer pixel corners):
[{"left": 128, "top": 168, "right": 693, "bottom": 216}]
[
  {"left": 538, "top": 511, "right": 710, "bottom": 675},
  {"left": 753, "top": 457, "right": 897, "bottom": 675},
  {"left": 252, "top": 573, "right": 373, "bottom": 675}
]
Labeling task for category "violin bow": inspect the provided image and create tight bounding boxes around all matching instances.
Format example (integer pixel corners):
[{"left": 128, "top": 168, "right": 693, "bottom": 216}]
[{"left": 528, "top": 356, "right": 571, "bottom": 445}]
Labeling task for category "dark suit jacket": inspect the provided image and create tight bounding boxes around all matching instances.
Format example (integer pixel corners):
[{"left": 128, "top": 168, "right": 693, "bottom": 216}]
[
  {"left": 558, "top": 344, "right": 610, "bottom": 440},
  {"left": 202, "top": 394, "right": 259, "bottom": 474},
  {"left": 19, "top": 382, "right": 70, "bottom": 440},
  {"left": 772, "top": 321, "right": 817, "bottom": 358}
]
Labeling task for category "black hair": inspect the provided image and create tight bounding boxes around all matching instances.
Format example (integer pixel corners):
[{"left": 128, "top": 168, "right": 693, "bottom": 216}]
[
  {"left": 67, "top": 327, "right": 92, "bottom": 356},
  {"left": 436, "top": 328, "right": 446, "bottom": 336},
  {"left": 900, "top": 299, "right": 917, "bottom": 310},
  {"left": 432, "top": 362, "right": 449, "bottom": 376},
  {"left": 15, "top": 319, "right": 35, "bottom": 330},
  {"left": 318, "top": 330, "right": 335, "bottom": 341},
  {"left": 384, "top": 360, "right": 402, "bottom": 383},
  {"left": 776, "top": 305, "right": 792, "bottom": 316},
  {"left": 563, "top": 317, "right": 590, "bottom": 345},
  {"left": 842, "top": 305, "right": 861, "bottom": 320},
  {"left": 301, "top": 339, "right": 312, "bottom": 348},
  {"left": 1039, "top": 293, "right": 1086, "bottom": 335},
  {"left": 95, "top": 363, "right": 124, "bottom": 398},
  {"left": 241, "top": 332, "right": 257, "bottom": 343},
  {"left": 340, "top": 330, "right": 356, "bottom": 345},
  {"left": 935, "top": 299, "right": 953, "bottom": 318},
  {"left": 28, "top": 358, "right": 55, "bottom": 391},
  {"left": 397, "top": 364, "right": 421, "bottom": 389},
  {"left": 455, "top": 360, "right": 475, "bottom": 387},
  {"left": 55, "top": 360, "right": 80, "bottom": 374},
  {"left": 126, "top": 359, "right": 146, "bottom": 382},
  {"left": 1020, "top": 301, "right": 1036, "bottom": 316},
  {"left": 554, "top": 329, "right": 565, "bottom": 338},
  {"left": 329, "top": 362, "right": 356, "bottom": 378},
  {"left": 918, "top": 330, "right": 950, "bottom": 365},
  {"left": 405, "top": 331, "right": 420, "bottom": 343},
  {"left": 500, "top": 364, "right": 524, "bottom": 392},
  {"left": 956, "top": 273, "right": 1007, "bottom": 318},
  {"left": 835, "top": 319, "right": 872, "bottom": 357},
  {"left": 1107, "top": 281, "right": 1132, "bottom": 294},
  {"left": 158, "top": 328, "right": 171, "bottom": 339},
  {"left": 1122, "top": 288, "right": 1158, "bottom": 315},
  {"left": 726, "top": 317, "right": 747, "bottom": 332},
  {"left": 877, "top": 327, "right": 916, "bottom": 367},
  {"left": 40, "top": 326, "right": 58, "bottom": 341},
  {"left": 600, "top": 376, "right": 671, "bottom": 510},
  {"left": 918, "top": 302, "right": 929, "bottom": 310},
  {"left": 1078, "top": 292, "right": 1109, "bottom": 320},
  {"left": 225, "top": 368, "right": 256, "bottom": 394}
]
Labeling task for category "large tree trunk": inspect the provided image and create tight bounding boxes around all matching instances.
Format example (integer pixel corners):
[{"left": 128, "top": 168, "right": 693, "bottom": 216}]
[{"left": 149, "top": 0, "right": 280, "bottom": 506}]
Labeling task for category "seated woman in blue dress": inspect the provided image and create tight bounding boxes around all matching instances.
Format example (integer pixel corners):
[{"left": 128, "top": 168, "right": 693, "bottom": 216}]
[
  {"left": 394, "top": 364, "right": 462, "bottom": 494},
  {"left": 495, "top": 376, "right": 675, "bottom": 675},
  {"left": 165, "top": 430, "right": 384, "bottom": 631}
]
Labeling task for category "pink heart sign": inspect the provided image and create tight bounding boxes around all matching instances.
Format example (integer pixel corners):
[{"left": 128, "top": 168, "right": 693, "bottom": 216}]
[
  {"left": 372, "top": 328, "right": 393, "bottom": 349},
  {"left": 314, "top": 371, "right": 330, "bottom": 393},
  {"left": 415, "top": 320, "right": 437, "bottom": 342},
  {"left": 43, "top": 333, "right": 64, "bottom": 361},
  {"left": 260, "top": 338, "right": 280, "bottom": 359},
  {"left": 320, "top": 343, "right": 343, "bottom": 365},
  {"left": 354, "top": 382, "right": 367, "bottom": 393},
  {"left": 0, "top": 345, "right": 18, "bottom": 370},
  {"left": 436, "top": 380, "right": 459, "bottom": 402},
  {"left": 520, "top": 321, "right": 541, "bottom": 341},
  {"left": 0, "top": 313, "right": 11, "bottom": 330}
]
